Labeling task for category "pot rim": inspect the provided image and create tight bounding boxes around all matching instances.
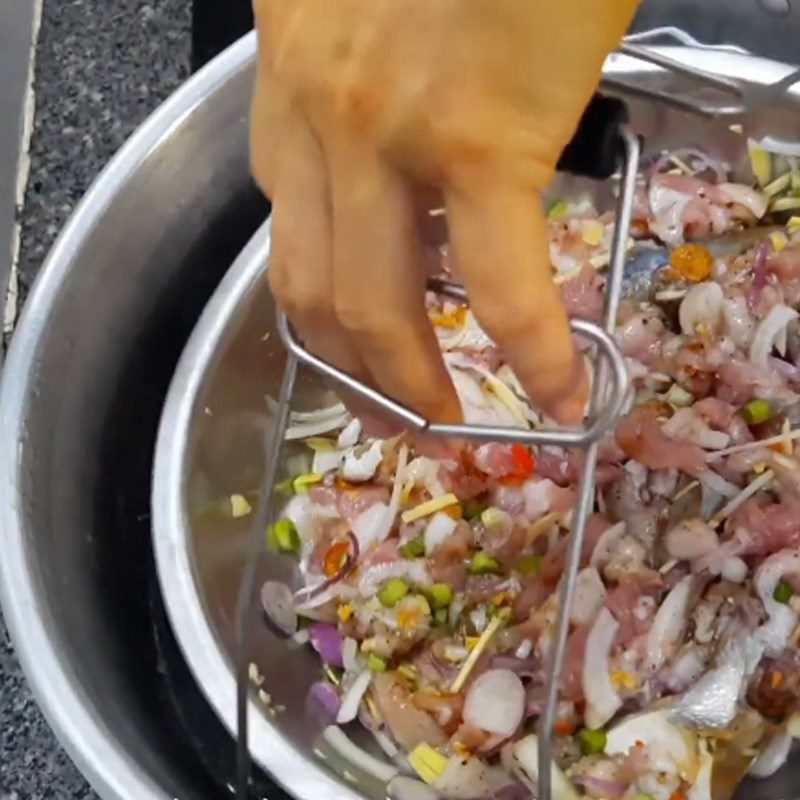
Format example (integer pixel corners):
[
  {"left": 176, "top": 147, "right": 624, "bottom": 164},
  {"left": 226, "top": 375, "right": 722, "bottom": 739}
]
[
  {"left": 152, "top": 217, "right": 366, "bottom": 800},
  {"left": 0, "top": 31, "right": 259, "bottom": 800},
  {"left": 153, "top": 39, "right": 800, "bottom": 800}
]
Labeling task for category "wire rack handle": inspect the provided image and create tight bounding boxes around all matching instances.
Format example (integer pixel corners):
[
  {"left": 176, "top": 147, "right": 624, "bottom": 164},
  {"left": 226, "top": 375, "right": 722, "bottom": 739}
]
[{"left": 278, "top": 309, "right": 630, "bottom": 448}]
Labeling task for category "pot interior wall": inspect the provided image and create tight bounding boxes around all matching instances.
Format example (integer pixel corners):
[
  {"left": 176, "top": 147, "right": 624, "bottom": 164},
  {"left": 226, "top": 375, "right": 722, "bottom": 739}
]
[{"left": 13, "top": 55, "right": 279, "bottom": 798}]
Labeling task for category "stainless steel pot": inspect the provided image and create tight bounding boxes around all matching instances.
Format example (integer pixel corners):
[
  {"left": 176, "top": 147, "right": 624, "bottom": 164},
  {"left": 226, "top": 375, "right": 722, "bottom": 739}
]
[
  {"left": 3, "top": 11, "right": 800, "bottom": 800},
  {"left": 0, "top": 33, "right": 273, "bottom": 800},
  {"left": 153, "top": 42, "right": 800, "bottom": 800}
]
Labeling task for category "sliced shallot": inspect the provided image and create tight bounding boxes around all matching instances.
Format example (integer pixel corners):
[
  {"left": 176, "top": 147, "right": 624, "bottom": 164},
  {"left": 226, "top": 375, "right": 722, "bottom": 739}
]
[
  {"left": 646, "top": 576, "right": 693, "bottom": 672},
  {"left": 463, "top": 668, "right": 525, "bottom": 737},
  {"left": 309, "top": 622, "right": 344, "bottom": 667},
  {"left": 582, "top": 607, "right": 622, "bottom": 730},
  {"left": 750, "top": 304, "right": 799, "bottom": 368},
  {"left": 570, "top": 567, "right": 606, "bottom": 626},
  {"left": 754, "top": 547, "right": 800, "bottom": 653},
  {"left": 260, "top": 580, "right": 298, "bottom": 636},
  {"left": 336, "top": 669, "right": 373, "bottom": 724}
]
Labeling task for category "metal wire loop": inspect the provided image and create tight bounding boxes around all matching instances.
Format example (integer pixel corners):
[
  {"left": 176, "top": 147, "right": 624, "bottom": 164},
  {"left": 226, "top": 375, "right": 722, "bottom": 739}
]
[{"left": 277, "top": 310, "right": 630, "bottom": 447}]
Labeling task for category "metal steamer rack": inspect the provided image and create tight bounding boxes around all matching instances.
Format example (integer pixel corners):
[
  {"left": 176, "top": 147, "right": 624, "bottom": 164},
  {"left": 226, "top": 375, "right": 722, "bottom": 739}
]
[{"left": 234, "top": 32, "right": 800, "bottom": 800}]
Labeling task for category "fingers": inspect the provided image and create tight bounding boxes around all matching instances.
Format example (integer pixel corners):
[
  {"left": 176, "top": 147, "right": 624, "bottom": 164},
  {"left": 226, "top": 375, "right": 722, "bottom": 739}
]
[
  {"left": 262, "top": 98, "right": 372, "bottom": 390},
  {"left": 326, "top": 142, "right": 462, "bottom": 424},
  {"left": 445, "top": 180, "right": 587, "bottom": 424}
]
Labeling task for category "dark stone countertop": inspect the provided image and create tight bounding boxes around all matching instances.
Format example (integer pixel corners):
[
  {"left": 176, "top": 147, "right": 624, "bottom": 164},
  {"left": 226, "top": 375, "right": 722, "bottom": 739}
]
[{"left": 1, "top": 1, "right": 190, "bottom": 796}]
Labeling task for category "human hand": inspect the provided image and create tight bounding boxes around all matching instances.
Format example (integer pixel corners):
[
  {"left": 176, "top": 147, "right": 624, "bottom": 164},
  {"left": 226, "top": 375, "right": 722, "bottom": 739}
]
[{"left": 251, "top": 0, "right": 640, "bottom": 425}]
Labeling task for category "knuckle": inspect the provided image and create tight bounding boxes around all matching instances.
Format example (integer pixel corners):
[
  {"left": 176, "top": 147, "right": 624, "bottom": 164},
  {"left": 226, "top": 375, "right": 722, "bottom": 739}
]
[
  {"left": 472, "top": 296, "right": 565, "bottom": 345},
  {"left": 268, "top": 264, "right": 330, "bottom": 322},
  {"left": 334, "top": 295, "right": 419, "bottom": 347},
  {"left": 333, "top": 293, "right": 384, "bottom": 337}
]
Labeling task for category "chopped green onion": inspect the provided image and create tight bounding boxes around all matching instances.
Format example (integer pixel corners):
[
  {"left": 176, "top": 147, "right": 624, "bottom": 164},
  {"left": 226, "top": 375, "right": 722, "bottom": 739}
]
[
  {"left": 634, "top": 795, "right": 656, "bottom": 800},
  {"left": 367, "top": 653, "right": 387, "bottom": 673},
  {"left": 229, "top": 493, "right": 252, "bottom": 518},
  {"left": 764, "top": 171, "right": 793, "bottom": 198},
  {"left": 379, "top": 578, "right": 410, "bottom": 608},
  {"left": 517, "top": 554, "right": 542, "bottom": 576},
  {"left": 548, "top": 200, "right": 569, "bottom": 221},
  {"left": 480, "top": 507, "right": 510, "bottom": 528},
  {"left": 273, "top": 477, "right": 295, "bottom": 497},
  {"left": 433, "top": 608, "right": 449, "bottom": 626},
  {"left": 749, "top": 142, "right": 772, "bottom": 187},
  {"left": 488, "top": 605, "right": 513, "bottom": 622},
  {"left": 426, "top": 583, "right": 454, "bottom": 610},
  {"left": 775, "top": 580, "right": 794, "bottom": 604},
  {"left": 268, "top": 519, "right": 300, "bottom": 553},
  {"left": 399, "top": 536, "right": 425, "bottom": 559},
  {"left": 578, "top": 728, "right": 607, "bottom": 755},
  {"left": 742, "top": 399, "right": 772, "bottom": 426},
  {"left": 771, "top": 196, "right": 800, "bottom": 212},
  {"left": 462, "top": 500, "right": 487, "bottom": 521},
  {"left": 323, "top": 665, "right": 342, "bottom": 685},
  {"left": 469, "top": 551, "right": 502, "bottom": 576},
  {"left": 397, "top": 664, "right": 417, "bottom": 680},
  {"left": 292, "top": 472, "right": 324, "bottom": 494},
  {"left": 665, "top": 383, "right": 694, "bottom": 408}
]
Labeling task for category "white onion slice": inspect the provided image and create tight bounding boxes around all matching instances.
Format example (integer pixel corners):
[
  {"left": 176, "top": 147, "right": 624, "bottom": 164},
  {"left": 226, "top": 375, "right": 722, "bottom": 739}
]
[
  {"left": 343, "top": 440, "right": 384, "bottom": 482},
  {"left": 260, "top": 580, "right": 298, "bottom": 635},
  {"left": 446, "top": 353, "right": 529, "bottom": 426},
  {"left": 522, "top": 479, "right": 563, "bottom": 519},
  {"left": 718, "top": 183, "right": 768, "bottom": 219},
  {"left": 285, "top": 407, "right": 351, "bottom": 440},
  {"left": 336, "top": 670, "right": 373, "bottom": 724},
  {"left": 388, "top": 776, "right": 439, "bottom": 800},
  {"left": 721, "top": 556, "right": 748, "bottom": 583},
  {"left": 646, "top": 576, "right": 693, "bottom": 672},
  {"left": 405, "top": 455, "right": 446, "bottom": 498},
  {"left": 750, "top": 304, "right": 800, "bottom": 368},
  {"left": 749, "top": 731, "right": 792, "bottom": 778},
  {"left": 570, "top": 567, "right": 606, "bottom": 626},
  {"left": 281, "top": 494, "right": 316, "bottom": 542},
  {"left": 662, "top": 407, "right": 730, "bottom": 450},
  {"left": 349, "top": 446, "right": 408, "bottom": 554},
  {"left": 754, "top": 548, "right": 800, "bottom": 654},
  {"left": 424, "top": 512, "right": 457, "bottom": 555},
  {"left": 312, "top": 447, "right": 343, "bottom": 474},
  {"left": 434, "top": 756, "right": 496, "bottom": 799},
  {"left": 510, "top": 735, "right": 581, "bottom": 800},
  {"left": 687, "top": 740, "right": 714, "bottom": 800},
  {"left": 337, "top": 418, "right": 362, "bottom": 448},
  {"left": 722, "top": 294, "right": 755, "bottom": 349},
  {"left": 352, "top": 502, "right": 392, "bottom": 551},
  {"left": 358, "top": 561, "right": 432, "bottom": 598},
  {"left": 665, "top": 518, "right": 718, "bottom": 561},
  {"left": 590, "top": 521, "right": 626, "bottom": 568},
  {"left": 605, "top": 710, "right": 697, "bottom": 775},
  {"left": 679, "top": 282, "right": 724, "bottom": 336},
  {"left": 463, "top": 669, "right": 525, "bottom": 737},
  {"left": 371, "top": 728, "right": 399, "bottom": 759},
  {"left": 322, "top": 725, "right": 398, "bottom": 782},
  {"left": 288, "top": 402, "right": 347, "bottom": 422},
  {"left": 697, "top": 469, "right": 740, "bottom": 498},
  {"left": 342, "top": 637, "right": 360, "bottom": 673},
  {"left": 583, "top": 607, "right": 622, "bottom": 730}
]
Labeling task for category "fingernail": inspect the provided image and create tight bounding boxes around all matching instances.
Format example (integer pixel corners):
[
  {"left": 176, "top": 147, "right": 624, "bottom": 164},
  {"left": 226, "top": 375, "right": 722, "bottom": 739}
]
[{"left": 547, "top": 354, "right": 589, "bottom": 425}]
